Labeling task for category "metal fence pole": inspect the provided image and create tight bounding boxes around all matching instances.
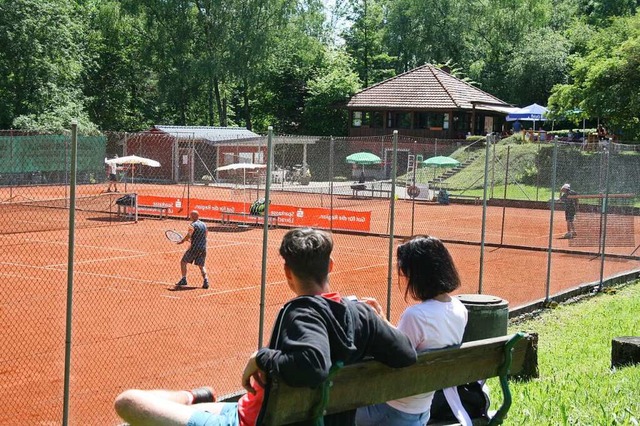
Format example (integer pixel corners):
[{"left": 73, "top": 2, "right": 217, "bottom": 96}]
[
  {"left": 478, "top": 133, "right": 492, "bottom": 293},
  {"left": 386, "top": 131, "right": 398, "bottom": 319},
  {"left": 62, "top": 121, "right": 78, "bottom": 426},
  {"left": 258, "top": 126, "right": 274, "bottom": 348},
  {"left": 544, "top": 137, "right": 560, "bottom": 302},
  {"left": 598, "top": 146, "right": 612, "bottom": 291}
]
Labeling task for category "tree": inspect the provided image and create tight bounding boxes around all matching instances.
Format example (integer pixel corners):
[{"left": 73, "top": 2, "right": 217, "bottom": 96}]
[
  {"left": 342, "top": 0, "right": 394, "bottom": 87},
  {"left": 84, "top": 0, "right": 156, "bottom": 131},
  {"left": 504, "top": 28, "right": 570, "bottom": 105},
  {"left": 0, "top": 0, "right": 94, "bottom": 131},
  {"left": 301, "top": 49, "right": 361, "bottom": 136},
  {"left": 548, "top": 13, "right": 640, "bottom": 140}
]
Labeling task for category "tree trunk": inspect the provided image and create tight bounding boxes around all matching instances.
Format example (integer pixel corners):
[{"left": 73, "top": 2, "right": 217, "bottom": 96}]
[
  {"left": 214, "top": 77, "right": 226, "bottom": 126},
  {"left": 208, "top": 76, "right": 215, "bottom": 126},
  {"left": 243, "top": 77, "right": 252, "bottom": 130},
  {"left": 611, "top": 336, "right": 640, "bottom": 368}
]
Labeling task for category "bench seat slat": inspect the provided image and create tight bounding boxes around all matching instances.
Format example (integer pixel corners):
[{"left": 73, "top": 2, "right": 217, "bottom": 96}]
[{"left": 260, "top": 334, "right": 532, "bottom": 426}]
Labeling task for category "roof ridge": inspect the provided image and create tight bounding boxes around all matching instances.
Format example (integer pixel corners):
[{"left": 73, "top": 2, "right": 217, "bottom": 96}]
[
  {"left": 429, "top": 66, "right": 460, "bottom": 108},
  {"left": 437, "top": 69, "right": 508, "bottom": 105}
]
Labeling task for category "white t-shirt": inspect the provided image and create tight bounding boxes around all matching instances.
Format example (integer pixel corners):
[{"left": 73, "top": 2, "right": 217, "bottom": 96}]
[
  {"left": 386, "top": 297, "right": 468, "bottom": 414},
  {"left": 109, "top": 162, "right": 117, "bottom": 175}
]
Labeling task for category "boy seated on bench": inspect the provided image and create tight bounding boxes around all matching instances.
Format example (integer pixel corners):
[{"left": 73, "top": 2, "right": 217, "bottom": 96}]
[{"left": 114, "top": 228, "right": 417, "bottom": 426}]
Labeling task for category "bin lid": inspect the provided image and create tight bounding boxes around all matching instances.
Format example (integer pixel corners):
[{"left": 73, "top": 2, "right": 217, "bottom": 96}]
[{"left": 455, "top": 294, "right": 507, "bottom": 306}]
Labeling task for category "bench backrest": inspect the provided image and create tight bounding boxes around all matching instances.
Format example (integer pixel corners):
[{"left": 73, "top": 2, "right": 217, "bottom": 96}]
[{"left": 259, "top": 333, "right": 534, "bottom": 426}]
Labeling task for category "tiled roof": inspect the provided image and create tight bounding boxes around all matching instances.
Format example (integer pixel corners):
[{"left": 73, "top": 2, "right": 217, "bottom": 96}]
[
  {"left": 347, "top": 64, "right": 511, "bottom": 111},
  {"left": 152, "top": 125, "right": 261, "bottom": 142}
]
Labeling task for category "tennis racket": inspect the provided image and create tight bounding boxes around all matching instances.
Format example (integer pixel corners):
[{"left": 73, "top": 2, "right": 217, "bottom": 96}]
[{"left": 165, "top": 229, "right": 184, "bottom": 243}]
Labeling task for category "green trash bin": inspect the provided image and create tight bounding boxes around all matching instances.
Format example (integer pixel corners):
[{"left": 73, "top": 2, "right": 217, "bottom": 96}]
[{"left": 456, "top": 294, "right": 509, "bottom": 342}]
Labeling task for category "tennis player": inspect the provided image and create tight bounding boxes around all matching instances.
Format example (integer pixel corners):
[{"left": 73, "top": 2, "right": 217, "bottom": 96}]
[
  {"left": 115, "top": 228, "right": 417, "bottom": 426},
  {"left": 559, "top": 183, "right": 578, "bottom": 238},
  {"left": 106, "top": 156, "right": 119, "bottom": 192},
  {"left": 176, "top": 210, "right": 209, "bottom": 289}
]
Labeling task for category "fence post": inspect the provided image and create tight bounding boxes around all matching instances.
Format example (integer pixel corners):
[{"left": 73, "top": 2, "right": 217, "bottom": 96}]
[
  {"left": 598, "top": 146, "right": 612, "bottom": 291},
  {"left": 62, "top": 120, "right": 78, "bottom": 426},
  {"left": 544, "top": 136, "right": 560, "bottom": 302},
  {"left": 258, "top": 126, "right": 274, "bottom": 348},
  {"left": 386, "top": 131, "right": 398, "bottom": 319},
  {"left": 478, "top": 133, "right": 492, "bottom": 294}
]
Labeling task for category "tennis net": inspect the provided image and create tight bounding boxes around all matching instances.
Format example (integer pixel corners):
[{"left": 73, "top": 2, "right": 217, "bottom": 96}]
[
  {"left": 568, "top": 193, "right": 637, "bottom": 248},
  {"left": 0, "top": 193, "right": 134, "bottom": 235}
]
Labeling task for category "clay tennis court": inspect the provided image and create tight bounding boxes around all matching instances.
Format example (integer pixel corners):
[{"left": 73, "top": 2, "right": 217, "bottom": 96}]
[{"left": 1, "top": 182, "right": 639, "bottom": 424}]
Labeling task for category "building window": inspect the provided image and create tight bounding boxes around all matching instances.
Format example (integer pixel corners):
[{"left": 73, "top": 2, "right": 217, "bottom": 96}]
[
  {"left": 369, "top": 111, "right": 384, "bottom": 128},
  {"left": 388, "top": 111, "right": 412, "bottom": 129},
  {"left": 352, "top": 111, "right": 363, "bottom": 127},
  {"left": 415, "top": 112, "right": 446, "bottom": 129}
]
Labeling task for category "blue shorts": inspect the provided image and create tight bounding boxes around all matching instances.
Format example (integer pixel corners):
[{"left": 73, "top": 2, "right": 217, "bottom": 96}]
[
  {"left": 187, "top": 403, "right": 238, "bottom": 426},
  {"left": 182, "top": 249, "right": 206, "bottom": 266},
  {"left": 356, "top": 402, "right": 429, "bottom": 426}
]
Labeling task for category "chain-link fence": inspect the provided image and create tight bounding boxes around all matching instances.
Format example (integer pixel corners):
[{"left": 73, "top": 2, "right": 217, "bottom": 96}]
[{"left": 1, "top": 128, "right": 638, "bottom": 424}]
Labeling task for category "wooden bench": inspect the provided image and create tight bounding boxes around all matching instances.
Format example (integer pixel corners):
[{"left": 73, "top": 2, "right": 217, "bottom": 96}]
[
  {"left": 351, "top": 184, "right": 393, "bottom": 199},
  {"left": 137, "top": 204, "right": 169, "bottom": 219},
  {"left": 221, "top": 211, "right": 278, "bottom": 228},
  {"left": 257, "top": 333, "right": 535, "bottom": 426},
  {"left": 448, "top": 194, "right": 481, "bottom": 205}
]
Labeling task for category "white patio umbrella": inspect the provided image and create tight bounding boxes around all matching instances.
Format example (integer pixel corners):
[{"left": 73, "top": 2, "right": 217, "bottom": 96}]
[
  {"left": 105, "top": 155, "right": 161, "bottom": 191},
  {"left": 216, "top": 163, "right": 267, "bottom": 213}
]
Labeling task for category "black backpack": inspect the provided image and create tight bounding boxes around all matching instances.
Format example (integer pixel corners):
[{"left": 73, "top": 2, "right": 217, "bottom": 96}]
[{"left": 428, "top": 381, "right": 490, "bottom": 424}]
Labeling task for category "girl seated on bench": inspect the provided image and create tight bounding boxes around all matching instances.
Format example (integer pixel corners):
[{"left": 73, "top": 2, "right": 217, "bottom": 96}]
[{"left": 356, "top": 235, "right": 468, "bottom": 426}]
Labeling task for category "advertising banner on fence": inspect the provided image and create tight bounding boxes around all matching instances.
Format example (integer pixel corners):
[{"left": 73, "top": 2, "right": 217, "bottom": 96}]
[{"left": 137, "top": 195, "right": 371, "bottom": 232}]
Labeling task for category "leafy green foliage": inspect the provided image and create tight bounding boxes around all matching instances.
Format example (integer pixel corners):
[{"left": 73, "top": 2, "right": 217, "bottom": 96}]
[{"left": 549, "top": 13, "right": 640, "bottom": 140}]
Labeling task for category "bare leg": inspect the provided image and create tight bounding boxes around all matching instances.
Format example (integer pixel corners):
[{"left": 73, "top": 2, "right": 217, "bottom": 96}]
[
  {"left": 199, "top": 265, "right": 208, "bottom": 280},
  {"left": 180, "top": 261, "right": 188, "bottom": 278},
  {"left": 115, "top": 389, "right": 225, "bottom": 426}
]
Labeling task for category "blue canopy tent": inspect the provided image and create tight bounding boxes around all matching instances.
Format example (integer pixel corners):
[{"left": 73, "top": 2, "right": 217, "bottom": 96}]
[{"left": 506, "top": 103, "right": 549, "bottom": 137}]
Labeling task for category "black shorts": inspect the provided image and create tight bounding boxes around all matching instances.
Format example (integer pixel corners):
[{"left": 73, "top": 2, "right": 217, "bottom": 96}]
[
  {"left": 109, "top": 173, "right": 117, "bottom": 182},
  {"left": 182, "top": 249, "right": 206, "bottom": 266},
  {"left": 565, "top": 208, "right": 576, "bottom": 222}
]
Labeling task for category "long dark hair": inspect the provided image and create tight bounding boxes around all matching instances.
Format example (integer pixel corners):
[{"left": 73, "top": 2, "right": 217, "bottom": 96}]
[{"left": 397, "top": 235, "right": 461, "bottom": 301}]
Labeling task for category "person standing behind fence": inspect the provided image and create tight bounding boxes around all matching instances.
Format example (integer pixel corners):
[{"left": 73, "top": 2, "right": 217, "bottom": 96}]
[
  {"left": 559, "top": 183, "right": 578, "bottom": 239},
  {"left": 115, "top": 228, "right": 416, "bottom": 426},
  {"left": 356, "top": 235, "right": 468, "bottom": 426},
  {"left": 106, "top": 156, "right": 119, "bottom": 192},
  {"left": 176, "top": 210, "right": 209, "bottom": 289}
]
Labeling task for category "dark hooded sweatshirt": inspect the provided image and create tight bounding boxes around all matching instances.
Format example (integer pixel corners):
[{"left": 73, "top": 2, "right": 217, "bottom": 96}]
[{"left": 254, "top": 294, "right": 417, "bottom": 425}]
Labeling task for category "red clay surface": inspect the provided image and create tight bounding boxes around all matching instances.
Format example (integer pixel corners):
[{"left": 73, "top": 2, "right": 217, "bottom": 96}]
[{"left": 1, "top": 183, "right": 639, "bottom": 425}]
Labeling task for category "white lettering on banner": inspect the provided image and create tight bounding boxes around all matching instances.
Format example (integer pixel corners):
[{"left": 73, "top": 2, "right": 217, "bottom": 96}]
[{"left": 152, "top": 202, "right": 172, "bottom": 208}]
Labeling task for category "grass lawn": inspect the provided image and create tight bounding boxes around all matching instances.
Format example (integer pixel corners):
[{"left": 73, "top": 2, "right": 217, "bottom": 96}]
[{"left": 493, "top": 281, "right": 640, "bottom": 424}]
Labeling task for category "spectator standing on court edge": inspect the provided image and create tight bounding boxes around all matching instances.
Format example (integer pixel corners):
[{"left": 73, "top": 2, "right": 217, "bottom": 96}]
[
  {"left": 356, "top": 235, "right": 468, "bottom": 426},
  {"left": 559, "top": 183, "right": 578, "bottom": 238},
  {"left": 115, "top": 227, "right": 417, "bottom": 426},
  {"left": 176, "top": 210, "right": 209, "bottom": 289},
  {"left": 106, "top": 156, "right": 119, "bottom": 192}
]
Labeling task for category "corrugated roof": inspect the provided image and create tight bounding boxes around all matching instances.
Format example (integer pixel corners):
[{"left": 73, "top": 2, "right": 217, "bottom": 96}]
[
  {"left": 347, "top": 64, "right": 511, "bottom": 111},
  {"left": 153, "top": 125, "right": 261, "bottom": 142}
]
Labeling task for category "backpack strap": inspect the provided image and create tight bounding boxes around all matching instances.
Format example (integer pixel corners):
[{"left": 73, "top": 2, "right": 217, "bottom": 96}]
[
  {"left": 488, "top": 332, "right": 526, "bottom": 425},
  {"left": 442, "top": 386, "right": 473, "bottom": 426}
]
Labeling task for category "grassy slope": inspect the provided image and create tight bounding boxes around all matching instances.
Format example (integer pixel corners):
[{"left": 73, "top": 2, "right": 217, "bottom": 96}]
[
  {"left": 495, "top": 282, "right": 640, "bottom": 424},
  {"left": 408, "top": 140, "right": 639, "bottom": 203}
]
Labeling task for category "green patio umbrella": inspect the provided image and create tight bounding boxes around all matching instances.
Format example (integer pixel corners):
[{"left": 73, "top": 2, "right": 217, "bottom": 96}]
[
  {"left": 422, "top": 156, "right": 460, "bottom": 188},
  {"left": 346, "top": 152, "right": 382, "bottom": 173},
  {"left": 422, "top": 155, "right": 460, "bottom": 168}
]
